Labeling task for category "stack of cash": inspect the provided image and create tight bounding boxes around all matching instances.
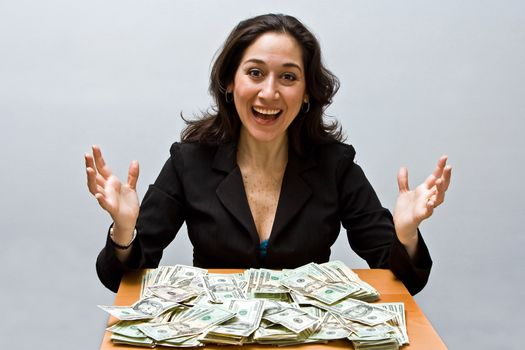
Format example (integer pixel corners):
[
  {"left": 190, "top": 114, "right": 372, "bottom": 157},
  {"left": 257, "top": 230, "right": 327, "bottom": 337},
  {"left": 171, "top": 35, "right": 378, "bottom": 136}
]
[{"left": 99, "top": 261, "right": 408, "bottom": 349}]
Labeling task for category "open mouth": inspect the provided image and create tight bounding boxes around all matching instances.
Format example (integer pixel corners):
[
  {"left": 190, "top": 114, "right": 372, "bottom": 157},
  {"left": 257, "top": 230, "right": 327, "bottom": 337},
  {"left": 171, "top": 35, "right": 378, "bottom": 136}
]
[{"left": 252, "top": 106, "right": 282, "bottom": 121}]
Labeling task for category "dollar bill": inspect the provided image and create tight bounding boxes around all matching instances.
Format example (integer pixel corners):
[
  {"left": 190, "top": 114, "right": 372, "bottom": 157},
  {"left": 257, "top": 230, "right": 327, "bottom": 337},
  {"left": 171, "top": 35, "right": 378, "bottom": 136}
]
[
  {"left": 245, "top": 269, "right": 288, "bottom": 294},
  {"left": 107, "top": 320, "right": 149, "bottom": 338},
  {"left": 377, "top": 302, "right": 409, "bottom": 345},
  {"left": 207, "top": 299, "right": 265, "bottom": 337},
  {"left": 147, "top": 282, "right": 200, "bottom": 303},
  {"left": 201, "top": 274, "right": 246, "bottom": 303},
  {"left": 165, "top": 265, "right": 208, "bottom": 285},
  {"left": 327, "top": 298, "right": 397, "bottom": 326},
  {"left": 320, "top": 261, "right": 380, "bottom": 302},
  {"left": 99, "top": 296, "right": 179, "bottom": 320},
  {"left": 110, "top": 333, "right": 156, "bottom": 348},
  {"left": 310, "top": 312, "right": 351, "bottom": 340},
  {"left": 280, "top": 272, "right": 356, "bottom": 305},
  {"left": 264, "top": 307, "right": 319, "bottom": 333},
  {"left": 138, "top": 305, "right": 235, "bottom": 341}
]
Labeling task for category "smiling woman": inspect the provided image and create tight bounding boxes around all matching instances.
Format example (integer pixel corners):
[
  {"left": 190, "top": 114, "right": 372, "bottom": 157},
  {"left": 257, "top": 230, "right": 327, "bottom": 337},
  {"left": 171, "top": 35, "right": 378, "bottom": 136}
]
[
  {"left": 230, "top": 32, "right": 306, "bottom": 144},
  {"left": 85, "top": 13, "right": 451, "bottom": 295}
]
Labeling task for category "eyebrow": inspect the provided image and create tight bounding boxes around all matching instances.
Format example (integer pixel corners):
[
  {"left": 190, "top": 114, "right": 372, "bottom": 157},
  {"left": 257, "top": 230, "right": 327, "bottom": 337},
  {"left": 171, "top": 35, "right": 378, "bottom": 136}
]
[{"left": 243, "top": 58, "right": 303, "bottom": 72}]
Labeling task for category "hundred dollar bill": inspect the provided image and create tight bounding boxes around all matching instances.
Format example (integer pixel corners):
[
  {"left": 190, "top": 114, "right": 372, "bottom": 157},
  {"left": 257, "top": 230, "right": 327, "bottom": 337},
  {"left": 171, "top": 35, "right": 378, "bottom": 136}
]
[
  {"left": 328, "top": 298, "right": 397, "bottom": 326},
  {"left": 153, "top": 266, "right": 173, "bottom": 285},
  {"left": 280, "top": 272, "right": 325, "bottom": 294},
  {"left": 107, "top": 320, "right": 149, "bottom": 338},
  {"left": 310, "top": 312, "right": 351, "bottom": 340},
  {"left": 262, "top": 299, "right": 300, "bottom": 317},
  {"left": 377, "top": 302, "right": 409, "bottom": 345},
  {"left": 280, "top": 272, "right": 356, "bottom": 305},
  {"left": 350, "top": 338, "right": 400, "bottom": 350},
  {"left": 138, "top": 305, "right": 236, "bottom": 341},
  {"left": 310, "top": 282, "right": 359, "bottom": 305},
  {"left": 319, "top": 261, "right": 359, "bottom": 282},
  {"left": 253, "top": 323, "right": 301, "bottom": 342},
  {"left": 320, "top": 261, "right": 380, "bottom": 302},
  {"left": 201, "top": 274, "right": 246, "bottom": 303},
  {"left": 157, "top": 334, "right": 204, "bottom": 348},
  {"left": 165, "top": 265, "right": 208, "bottom": 285},
  {"left": 140, "top": 269, "right": 156, "bottom": 298},
  {"left": 264, "top": 307, "right": 319, "bottom": 333},
  {"left": 254, "top": 322, "right": 318, "bottom": 346},
  {"left": 207, "top": 299, "right": 265, "bottom": 337},
  {"left": 147, "top": 280, "right": 201, "bottom": 303},
  {"left": 301, "top": 262, "right": 339, "bottom": 283},
  {"left": 199, "top": 332, "right": 246, "bottom": 346},
  {"left": 245, "top": 269, "right": 288, "bottom": 295},
  {"left": 98, "top": 296, "right": 179, "bottom": 320},
  {"left": 110, "top": 333, "right": 155, "bottom": 348}
]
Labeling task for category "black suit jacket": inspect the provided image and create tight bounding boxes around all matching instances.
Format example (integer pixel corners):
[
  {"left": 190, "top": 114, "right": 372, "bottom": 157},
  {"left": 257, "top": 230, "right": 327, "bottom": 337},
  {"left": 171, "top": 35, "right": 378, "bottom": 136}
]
[{"left": 97, "top": 142, "right": 432, "bottom": 294}]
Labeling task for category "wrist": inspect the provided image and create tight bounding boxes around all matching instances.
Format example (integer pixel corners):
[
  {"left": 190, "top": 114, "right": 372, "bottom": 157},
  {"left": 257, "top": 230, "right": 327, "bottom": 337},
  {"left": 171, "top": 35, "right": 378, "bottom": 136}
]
[
  {"left": 109, "top": 224, "right": 137, "bottom": 249},
  {"left": 394, "top": 223, "right": 419, "bottom": 259},
  {"left": 113, "top": 222, "right": 136, "bottom": 233},
  {"left": 394, "top": 221, "right": 418, "bottom": 243}
]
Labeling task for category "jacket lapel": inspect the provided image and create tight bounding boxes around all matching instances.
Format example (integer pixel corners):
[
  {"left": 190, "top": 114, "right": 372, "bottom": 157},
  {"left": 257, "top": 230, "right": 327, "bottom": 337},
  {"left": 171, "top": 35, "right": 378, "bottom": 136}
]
[
  {"left": 213, "top": 142, "right": 317, "bottom": 246},
  {"left": 214, "top": 143, "right": 259, "bottom": 244},
  {"left": 269, "top": 148, "right": 316, "bottom": 242}
]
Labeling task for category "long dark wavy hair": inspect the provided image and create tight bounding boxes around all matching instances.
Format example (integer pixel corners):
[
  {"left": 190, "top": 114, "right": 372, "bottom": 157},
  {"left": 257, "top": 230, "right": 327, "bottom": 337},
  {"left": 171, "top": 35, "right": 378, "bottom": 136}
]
[{"left": 181, "top": 13, "right": 343, "bottom": 154}]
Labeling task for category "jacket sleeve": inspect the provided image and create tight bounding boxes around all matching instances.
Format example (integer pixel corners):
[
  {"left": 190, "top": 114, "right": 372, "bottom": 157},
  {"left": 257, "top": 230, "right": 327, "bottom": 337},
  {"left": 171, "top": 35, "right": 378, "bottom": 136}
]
[
  {"left": 96, "top": 143, "right": 187, "bottom": 292},
  {"left": 337, "top": 147, "right": 432, "bottom": 295}
]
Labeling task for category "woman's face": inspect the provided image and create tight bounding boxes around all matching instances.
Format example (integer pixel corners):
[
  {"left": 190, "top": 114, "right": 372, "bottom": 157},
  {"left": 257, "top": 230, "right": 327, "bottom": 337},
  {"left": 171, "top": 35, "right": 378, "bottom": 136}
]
[{"left": 229, "top": 32, "right": 307, "bottom": 144}]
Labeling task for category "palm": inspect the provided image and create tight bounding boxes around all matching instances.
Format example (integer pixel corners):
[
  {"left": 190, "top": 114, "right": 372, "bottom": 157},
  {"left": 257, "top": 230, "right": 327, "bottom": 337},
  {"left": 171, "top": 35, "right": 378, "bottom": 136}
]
[
  {"left": 394, "top": 182, "right": 434, "bottom": 229},
  {"left": 85, "top": 145, "right": 140, "bottom": 229},
  {"left": 393, "top": 156, "right": 452, "bottom": 238},
  {"left": 103, "top": 175, "right": 140, "bottom": 224}
]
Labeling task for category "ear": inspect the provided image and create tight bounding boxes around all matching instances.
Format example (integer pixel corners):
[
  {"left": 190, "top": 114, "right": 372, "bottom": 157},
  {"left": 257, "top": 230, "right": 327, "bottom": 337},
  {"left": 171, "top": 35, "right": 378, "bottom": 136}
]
[
  {"left": 226, "top": 82, "right": 234, "bottom": 93},
  {"left": 303, "top": 95, "right": 309, "bottom": 103}
]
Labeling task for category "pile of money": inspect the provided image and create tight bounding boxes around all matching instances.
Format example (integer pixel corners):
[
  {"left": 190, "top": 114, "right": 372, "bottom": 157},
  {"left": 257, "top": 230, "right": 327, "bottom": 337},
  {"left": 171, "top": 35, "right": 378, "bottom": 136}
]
[{"left": 99, "top": 261, "right": 408, "bottom": 349}]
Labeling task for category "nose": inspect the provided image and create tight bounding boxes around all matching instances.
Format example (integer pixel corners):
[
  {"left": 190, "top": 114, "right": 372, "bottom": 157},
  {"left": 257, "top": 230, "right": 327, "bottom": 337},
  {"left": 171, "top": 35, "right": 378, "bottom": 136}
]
[{"left": 258, "top": 76, "right": 279, "bottom": 100}]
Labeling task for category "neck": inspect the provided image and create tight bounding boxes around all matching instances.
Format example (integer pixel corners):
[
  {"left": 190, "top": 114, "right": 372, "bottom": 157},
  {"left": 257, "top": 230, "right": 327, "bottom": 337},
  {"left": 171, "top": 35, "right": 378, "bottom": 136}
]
[{"left": 237, "top": 129, "right": 288, "bottom": 171}]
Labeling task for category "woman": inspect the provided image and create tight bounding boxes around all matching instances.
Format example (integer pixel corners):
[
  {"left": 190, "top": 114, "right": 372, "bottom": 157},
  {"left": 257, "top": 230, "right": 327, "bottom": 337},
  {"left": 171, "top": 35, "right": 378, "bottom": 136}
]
[{"left": 85, "top": 14, "right": 451, "bottom": 294}]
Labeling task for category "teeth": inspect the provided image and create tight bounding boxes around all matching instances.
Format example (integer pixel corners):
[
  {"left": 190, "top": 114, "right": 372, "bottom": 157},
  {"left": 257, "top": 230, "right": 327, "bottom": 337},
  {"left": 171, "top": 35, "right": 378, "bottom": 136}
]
[{"left": 253, "top": 106, "right": 281, "bottom": 115}]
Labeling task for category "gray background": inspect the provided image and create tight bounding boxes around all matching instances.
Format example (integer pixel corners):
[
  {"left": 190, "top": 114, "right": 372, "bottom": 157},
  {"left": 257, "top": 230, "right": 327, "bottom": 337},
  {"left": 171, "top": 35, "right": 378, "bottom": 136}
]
[{"left": 1, "top": 0, "right": 523, "bottom": 349}]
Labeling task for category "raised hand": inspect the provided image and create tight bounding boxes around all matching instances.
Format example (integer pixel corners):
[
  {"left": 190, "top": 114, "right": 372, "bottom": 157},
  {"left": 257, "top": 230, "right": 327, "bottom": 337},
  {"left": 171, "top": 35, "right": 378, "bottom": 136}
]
[
  {"left": 85, "top": 145, "right": 140, "bottom": 232},
  {"left": 393, "top": 156, "right": 452, "bottom": 255}
]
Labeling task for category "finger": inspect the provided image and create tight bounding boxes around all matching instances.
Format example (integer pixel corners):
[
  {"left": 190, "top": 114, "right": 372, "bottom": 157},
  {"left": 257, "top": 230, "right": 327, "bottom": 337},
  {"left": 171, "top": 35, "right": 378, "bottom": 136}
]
[
  {"left": 426, "top": 198, "right": 436, "bottom": 211},
  {"left": 85, "top": 153, "right": 96, "bottom": 171},
  {"left": 95, "top": 172, "right": 107, "bottom": 188},
  {"left": 424, "top": 173, "right": 437, "bottom": 189},
  {"left": 428, "top": 192, "right": 438, "bottom": 206},
  {"left": 96, "top": 185, "right": 105, "bottom": 196},
  {"left": 441, "top": 165, "right": 452, "bottom": 191},
  {"left": 92, "top": 145, "right": 112, "bottom": 179},
  {"left": 431, "top": 155, "right": 448, "bottom": 179},
  {"left": 127, "top": 160, "right": 140, "bottom": 190},
  {"left": 397, "top": 167, "right": 410, "bottom": 193},
  {"left": 433, "top": 178, "right": 445, "bottom": 206},
  {"left": 86, "top": 167, "right": 98, "bottom": 195}
]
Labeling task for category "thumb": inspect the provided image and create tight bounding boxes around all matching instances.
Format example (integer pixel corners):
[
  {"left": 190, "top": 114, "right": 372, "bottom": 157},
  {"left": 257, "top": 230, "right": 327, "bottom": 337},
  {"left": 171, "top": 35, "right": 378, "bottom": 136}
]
[{"left": 397, "top": 167, "right": 410, "bottom": 193}]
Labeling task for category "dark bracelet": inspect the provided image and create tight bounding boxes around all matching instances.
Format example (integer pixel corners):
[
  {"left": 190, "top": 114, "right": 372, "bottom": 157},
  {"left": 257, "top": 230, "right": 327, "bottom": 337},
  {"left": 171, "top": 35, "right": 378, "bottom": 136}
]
[{"left": 109, "top": 226, "right": 137, "bottom": 250}]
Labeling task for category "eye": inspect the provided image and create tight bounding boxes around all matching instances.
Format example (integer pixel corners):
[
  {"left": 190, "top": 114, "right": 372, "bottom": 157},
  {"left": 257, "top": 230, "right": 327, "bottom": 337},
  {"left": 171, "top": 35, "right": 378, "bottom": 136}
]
[
  {"left": 282, "top": 72, "right": 297, "bottom": 81},
  {"left": 248, "top": 68, "right": 263, "bottom": 78}
]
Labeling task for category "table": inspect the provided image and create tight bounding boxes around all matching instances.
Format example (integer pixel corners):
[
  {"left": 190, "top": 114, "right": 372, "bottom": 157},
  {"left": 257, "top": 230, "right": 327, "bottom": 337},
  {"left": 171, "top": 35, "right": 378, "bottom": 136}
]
[{"left": 100, "top": 269, "right": 446, "bottom": 349}]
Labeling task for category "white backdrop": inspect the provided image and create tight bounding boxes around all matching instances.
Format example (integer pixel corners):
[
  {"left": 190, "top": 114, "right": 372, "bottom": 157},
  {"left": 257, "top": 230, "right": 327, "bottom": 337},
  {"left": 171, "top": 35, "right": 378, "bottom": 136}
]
[{"left": 1, "top": 1, "right": 523, "bottom": 349}]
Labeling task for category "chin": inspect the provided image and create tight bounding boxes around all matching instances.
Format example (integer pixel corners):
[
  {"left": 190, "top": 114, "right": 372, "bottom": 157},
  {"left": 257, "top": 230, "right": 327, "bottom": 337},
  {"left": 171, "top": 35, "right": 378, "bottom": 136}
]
[{"left": 244, "top": 128, "right": 285, "bottom": 144}]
